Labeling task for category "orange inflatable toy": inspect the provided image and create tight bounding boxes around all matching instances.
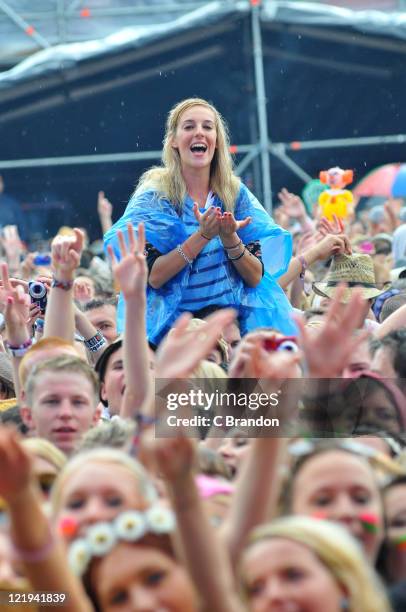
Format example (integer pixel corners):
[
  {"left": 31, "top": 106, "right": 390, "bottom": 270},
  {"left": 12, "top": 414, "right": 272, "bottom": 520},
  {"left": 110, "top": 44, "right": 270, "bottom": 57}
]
[{"left": 318, "top": 167, "right": 354, "bottom": 220}]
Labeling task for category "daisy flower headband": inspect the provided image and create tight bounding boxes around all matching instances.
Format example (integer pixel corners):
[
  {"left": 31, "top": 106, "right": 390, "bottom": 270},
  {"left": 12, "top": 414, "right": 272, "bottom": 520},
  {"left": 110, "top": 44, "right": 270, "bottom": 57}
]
[{"left": 68, "top": 505, "right": 176, "bottom": 577}]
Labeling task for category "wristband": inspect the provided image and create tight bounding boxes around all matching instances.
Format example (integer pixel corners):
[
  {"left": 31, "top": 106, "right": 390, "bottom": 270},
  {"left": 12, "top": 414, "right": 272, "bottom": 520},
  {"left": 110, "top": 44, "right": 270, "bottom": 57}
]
[
  {"left": 224, "top": 239, "right": 242, "bottom": 251},
  {"left": 51, "top": 278, "right": 73, "bottom": 290},
  {"left": 176, "top": 244, "right": 193, "bottom": 265},
  {"left": 5, "top": 338, "right": 33, "bottom": 357},
  {"left": 228, "top": 248, "right": 245, "bottom": 261},
  {"left": 135, "top": 413, "right": 158, "bottom": 427},
  {"left": 11, "top": 525, "right": 55, "bottom": 563},
  {"left": 84, "top": 330, "right": 107, "bottom": 353},
  {"left": 199, "top": 232, "right": 211, "bottom": 241},
  {"left": 298, "top": 255, "right": 307, "bottom": 280}
]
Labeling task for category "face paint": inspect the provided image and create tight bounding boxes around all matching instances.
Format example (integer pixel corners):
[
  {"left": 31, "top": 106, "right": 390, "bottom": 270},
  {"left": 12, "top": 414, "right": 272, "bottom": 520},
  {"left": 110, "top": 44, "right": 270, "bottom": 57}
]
[{"left": 359, "top": 512, "right": 379, "bottom": 534}]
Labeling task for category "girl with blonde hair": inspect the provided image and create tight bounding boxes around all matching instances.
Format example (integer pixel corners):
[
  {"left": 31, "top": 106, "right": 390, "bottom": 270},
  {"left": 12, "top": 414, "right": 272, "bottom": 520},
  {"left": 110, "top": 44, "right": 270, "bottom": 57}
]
[
  {"left": 105, "top": 97, "right": 294, "bottom": 342},
  {"left": 241, "top": 516, "right": 391, "bottom": 612}
]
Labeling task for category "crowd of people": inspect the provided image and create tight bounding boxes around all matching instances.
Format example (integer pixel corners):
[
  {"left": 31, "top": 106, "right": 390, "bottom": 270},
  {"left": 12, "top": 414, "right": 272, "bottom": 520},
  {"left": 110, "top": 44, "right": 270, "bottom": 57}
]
[{"left": 0, "top": 97, "right": 406, "bottom": 611}]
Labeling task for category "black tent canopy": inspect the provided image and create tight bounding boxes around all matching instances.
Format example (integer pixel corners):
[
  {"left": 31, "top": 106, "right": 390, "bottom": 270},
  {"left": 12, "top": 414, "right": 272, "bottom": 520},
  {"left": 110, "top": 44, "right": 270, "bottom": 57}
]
[{"left": 0, "top": 1, "right": 405, "bottom": 237}]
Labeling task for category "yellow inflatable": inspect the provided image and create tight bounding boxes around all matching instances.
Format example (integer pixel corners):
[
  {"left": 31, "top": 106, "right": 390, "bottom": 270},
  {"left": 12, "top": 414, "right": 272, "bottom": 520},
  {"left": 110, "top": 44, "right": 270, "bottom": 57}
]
[{"left": 318, "top": 167, "right": 354, "bottom": 220}]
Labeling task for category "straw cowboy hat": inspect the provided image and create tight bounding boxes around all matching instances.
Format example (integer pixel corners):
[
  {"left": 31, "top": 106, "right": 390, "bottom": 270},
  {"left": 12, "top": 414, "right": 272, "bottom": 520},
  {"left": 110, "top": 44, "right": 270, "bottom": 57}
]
[{"left": 312, "top": 253, "right": 389, "bottom": 302}]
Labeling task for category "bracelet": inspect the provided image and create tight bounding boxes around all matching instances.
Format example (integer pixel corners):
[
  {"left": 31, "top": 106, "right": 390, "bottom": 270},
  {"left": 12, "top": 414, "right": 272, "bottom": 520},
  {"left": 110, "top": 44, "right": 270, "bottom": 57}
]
[
  {"left": 223, "top": 239, "right": 242, "bottom": 251},
  {"left": 51, "top": 278, "right": 73, "bottom": 290},
  {"left": 176, "top": 244, "right": 193, "bottom": 265},
  {"left": 134, "top": 413, "right": 158, "bottom": 428},
  {"left": 298, "top": 255, "right": 308, "bottom": 279},
  {"left": 228, "top": 248, "right": 246, "bottom": 262},
  {"left": 199, "top": 231, "right": 211, "bottom": 241},
  {"left": 84, "top": 330, "right": 107, "bottom": 352},
  {"left": 5, "top": 338, "right": 33, "bottom": 357},
  {"left": 11, "top": 525, "right": 55, "bottom": 563}
]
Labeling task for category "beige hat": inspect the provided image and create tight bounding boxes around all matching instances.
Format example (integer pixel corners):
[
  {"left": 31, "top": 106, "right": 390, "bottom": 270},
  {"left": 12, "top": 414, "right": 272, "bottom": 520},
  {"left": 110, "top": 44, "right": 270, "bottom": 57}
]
[{"left": 312, "top": 253, "right": 390, "bottom": 302}]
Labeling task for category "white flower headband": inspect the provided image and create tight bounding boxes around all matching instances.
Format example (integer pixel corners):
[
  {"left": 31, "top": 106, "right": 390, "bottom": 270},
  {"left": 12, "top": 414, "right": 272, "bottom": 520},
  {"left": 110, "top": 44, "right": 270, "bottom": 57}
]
[{"left": 68, "top": 505, "right": 176, "bottom": 577}]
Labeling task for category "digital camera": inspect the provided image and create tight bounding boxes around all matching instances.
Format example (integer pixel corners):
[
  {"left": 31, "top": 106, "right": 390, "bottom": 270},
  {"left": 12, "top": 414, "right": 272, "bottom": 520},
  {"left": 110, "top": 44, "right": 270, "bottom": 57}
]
[{"left": 28, "top": 280, "right": 48, "bottom": 314}]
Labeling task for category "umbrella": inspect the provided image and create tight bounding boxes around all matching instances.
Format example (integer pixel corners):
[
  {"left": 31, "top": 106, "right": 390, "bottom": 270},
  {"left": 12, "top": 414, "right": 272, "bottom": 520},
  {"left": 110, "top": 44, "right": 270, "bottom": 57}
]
[{"left": 353, "top": 163, "right": 406, "bottom": 198}]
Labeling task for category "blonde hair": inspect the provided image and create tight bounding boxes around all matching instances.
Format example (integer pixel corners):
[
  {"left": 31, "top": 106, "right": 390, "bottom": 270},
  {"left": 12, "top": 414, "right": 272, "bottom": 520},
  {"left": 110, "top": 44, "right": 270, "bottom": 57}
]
[
  {"left": 135, "top": 97, "right": 240, "bottom": 211},
  {"left": 25, "top": 355, "right": 99, "bottom": 406},
  {"left": 19, "top": 337, "right": 82, "bottom": 387},
  {"left": 192, "top": 360, "right": 228, "bottom": 380},
  {"left": 50, "top": 447, "right": 158, "bottom": 514},
  {"left": 243, "top": 516, "right": 391, "bottom": 612},
  {"left": 21, "top": 438, "right": 67, "bottom": 472}
]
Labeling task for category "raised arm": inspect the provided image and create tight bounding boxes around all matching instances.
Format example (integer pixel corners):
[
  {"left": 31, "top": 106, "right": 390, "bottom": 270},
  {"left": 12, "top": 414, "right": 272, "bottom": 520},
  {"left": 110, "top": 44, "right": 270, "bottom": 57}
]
[
  {"left": 221, "top": 334, "right": 301, "bottom": 567},
  {"left": 148, "top": 434, "right": 244, "bottom": 612},
  {"left": 0, "top": 263, "right": 31, "bottom": 401},
  {"left": 43, "top": 229, "right": 84, "bottom": 343},
  {"left": 278, "top": 233, "right": 351, "bottom": 290},
  {"left": 107, "top": 222, "right": 151, "bottom": 419},
  {"left": 97, "top": 191, "right": 113, "bottom": 235},
  {"left": 0, "top": 428, "right": 91, "bottom": 612},
  {"left": 375, "top": 303, "right": 406, "bottom": 339}
]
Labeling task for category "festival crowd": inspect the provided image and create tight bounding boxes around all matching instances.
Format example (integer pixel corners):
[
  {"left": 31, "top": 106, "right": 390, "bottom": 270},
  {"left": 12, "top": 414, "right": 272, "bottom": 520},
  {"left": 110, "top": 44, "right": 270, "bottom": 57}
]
[{"left": 0, "top": 98, "right": 406, "bottom": 611}]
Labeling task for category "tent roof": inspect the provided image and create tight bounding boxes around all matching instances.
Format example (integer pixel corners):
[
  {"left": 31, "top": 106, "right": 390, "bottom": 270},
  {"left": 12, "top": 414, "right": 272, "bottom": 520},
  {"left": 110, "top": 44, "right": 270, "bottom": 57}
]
[{"left": 1, "top": 0, "right": 406, "bottom": 89}]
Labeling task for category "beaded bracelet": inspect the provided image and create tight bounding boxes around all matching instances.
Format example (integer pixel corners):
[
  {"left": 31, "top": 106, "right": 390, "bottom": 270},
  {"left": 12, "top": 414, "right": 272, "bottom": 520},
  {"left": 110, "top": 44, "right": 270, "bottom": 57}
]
[
  {"left": 51, "top": 278, "right": 73, "bottom": 290},
  {"left": 223, "top": 239, "right": 242, "bottom": 251},
  {"left": 228, "top": 248, "right": 245, "bottom": 262},
  {"left": 5, "top": 337, "right": 33, "bottom": 357},
  {"left": 176, "top": 244, "right": 193, "bottom": 265}
]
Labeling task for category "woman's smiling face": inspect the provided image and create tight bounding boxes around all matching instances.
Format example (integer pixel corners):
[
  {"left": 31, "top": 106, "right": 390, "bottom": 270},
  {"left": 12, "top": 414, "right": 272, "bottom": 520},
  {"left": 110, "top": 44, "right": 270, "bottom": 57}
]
[
  {"left": 55, "top": 461, "right": 150, "bottom": 539},
  {"left": 291, "top": 450, "right": 384, "bottom": 561},
  {"left": 93, "top": 542, "right": 198, "bottom": 612},
  {"left": 242, "top": 537, "right": 344, "bottom": 612},
  {"left": 171, "top": 105, "right": 217, "bottom": 173}
]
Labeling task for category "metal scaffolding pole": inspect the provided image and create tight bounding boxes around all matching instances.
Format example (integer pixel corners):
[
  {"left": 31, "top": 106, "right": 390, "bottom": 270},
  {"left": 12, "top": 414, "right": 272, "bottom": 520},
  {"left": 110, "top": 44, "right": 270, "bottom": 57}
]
[
  {"left": 0, "top": 0, "right": 50, "bottom": 49},
  {"left": 251, "top": 0, "right": 272, "bottom": 213},
  {"left": 0, "top": 145, "right": 257, "bottom": 170}
]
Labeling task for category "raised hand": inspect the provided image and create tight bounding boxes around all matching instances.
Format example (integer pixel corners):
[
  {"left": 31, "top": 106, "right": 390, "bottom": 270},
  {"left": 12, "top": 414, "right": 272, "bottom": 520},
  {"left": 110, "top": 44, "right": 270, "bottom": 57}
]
[
  {"left": 73, "top": 278, "right": 93, "bottom": 304},
  {"left": 311, "top": 233, "right": 352, "bottom": 261},
  {"left": 0, "top": 428, "right": 33, "bottom": 505},
  {"left": 0, "top": 263, "right": 30, "bottom": 344},
  {"left": 193, "top": 204, "right": 222, "bottom": 239},
  {"left": 229, "top": 330, "right": 302, "bottom": 381},
  {"left": 318, "top": 214, "right": 345, "bottom": 236},
  {"left": 97, "top": 191, "right": 113, "bottom": 219},
  {"left": 278, "top": 188, "right": 307, "bottom": 220},
  {"left": 295, "top": 285, "right": 369, "bottom": 378},
  {"left": 155, "top": 308, "right": 236, "bottom": 379},
  {"left": 219, "top": 211, "right": 251, "bottom": 238},
  {"left": 107, "top": 222, "right": 147, "bottom": 300},
  {"left": 143, "top": 433, "right": 196, "bottom": 484},
  {"left": 1, "top": 225, "right": 23, "bottom": 261},
  {"left": 51, "top": 228, "right": 84, "bottom": 282}
]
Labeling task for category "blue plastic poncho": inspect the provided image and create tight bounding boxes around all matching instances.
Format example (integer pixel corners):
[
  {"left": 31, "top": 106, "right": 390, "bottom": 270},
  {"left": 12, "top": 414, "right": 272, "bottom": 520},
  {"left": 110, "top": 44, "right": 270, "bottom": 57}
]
[{"left": 104, "top": 184, "right": 296, "bottom": 343}]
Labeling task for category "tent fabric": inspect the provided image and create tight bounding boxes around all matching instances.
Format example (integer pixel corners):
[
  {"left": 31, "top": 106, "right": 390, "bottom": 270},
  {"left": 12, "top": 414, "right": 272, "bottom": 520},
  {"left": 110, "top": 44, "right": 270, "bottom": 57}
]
[{"left": 1, "top": 0, "right": 406, "bottom": 88}]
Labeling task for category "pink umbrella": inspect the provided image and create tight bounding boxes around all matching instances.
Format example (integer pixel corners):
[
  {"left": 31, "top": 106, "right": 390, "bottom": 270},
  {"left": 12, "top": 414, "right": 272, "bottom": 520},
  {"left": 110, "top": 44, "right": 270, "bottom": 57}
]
[{"left": 353, "top": 163, "right": 402, "bottom": 197}]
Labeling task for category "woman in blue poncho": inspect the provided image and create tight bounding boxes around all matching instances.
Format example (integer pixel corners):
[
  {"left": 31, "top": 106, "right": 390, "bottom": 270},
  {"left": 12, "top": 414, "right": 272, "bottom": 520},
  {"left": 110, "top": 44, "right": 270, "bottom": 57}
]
[{"left": 105, "top": 97, "right": 295, "bottom": 343}]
